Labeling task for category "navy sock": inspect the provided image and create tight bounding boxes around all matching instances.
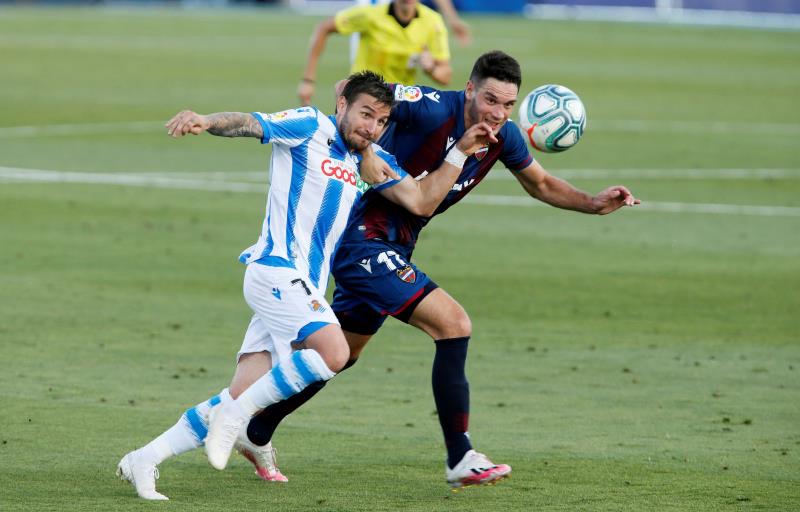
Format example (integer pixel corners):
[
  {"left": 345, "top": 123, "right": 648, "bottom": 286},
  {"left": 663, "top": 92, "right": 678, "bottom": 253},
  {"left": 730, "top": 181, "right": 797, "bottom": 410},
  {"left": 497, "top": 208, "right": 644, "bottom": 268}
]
[
  {"left": 432, "top": 337, "right": 472, "bottom": 469},
  {"left": 246, "top": 358, "right": 358, "bottom": 446}
]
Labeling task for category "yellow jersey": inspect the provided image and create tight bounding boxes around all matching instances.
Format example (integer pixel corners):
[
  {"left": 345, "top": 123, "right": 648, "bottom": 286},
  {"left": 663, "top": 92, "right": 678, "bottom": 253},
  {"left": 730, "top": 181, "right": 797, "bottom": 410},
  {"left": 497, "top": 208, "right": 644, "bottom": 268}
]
[{"left": 334, "top": 3, "right": 450, "bottom": 85}]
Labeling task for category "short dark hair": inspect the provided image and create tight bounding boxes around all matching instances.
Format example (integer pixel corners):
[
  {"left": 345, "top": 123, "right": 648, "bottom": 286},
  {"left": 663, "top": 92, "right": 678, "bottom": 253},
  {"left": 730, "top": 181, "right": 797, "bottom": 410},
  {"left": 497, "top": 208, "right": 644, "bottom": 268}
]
[
  {"left": 341, "top": 71, "right": 394, "bottom": 108},
  {"left": 469, "top": 50, "right": 522, "bottom": 89}
]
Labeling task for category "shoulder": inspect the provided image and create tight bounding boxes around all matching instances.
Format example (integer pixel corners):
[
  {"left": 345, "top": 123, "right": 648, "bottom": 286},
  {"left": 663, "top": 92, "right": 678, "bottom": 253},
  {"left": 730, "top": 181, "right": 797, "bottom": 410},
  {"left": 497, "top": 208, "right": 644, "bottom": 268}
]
[
  {"left": 497, "top": 119, "right": 534, "bottom": 169},
  {"left": 498, "top": 119, "right": 525, "bottom": 144},
  {"left": 254, "top": 106, "right": 318, "bottom": 124},
  {"left": 417, "top": 4, "right": 445, "bottom": 24},
  {"left": 334, "top": 4, "right": 377, "bottom": 31},
  {"left": 393, "top": 84, "right": 454, "bottom": 107},
  {"left": 253, "top": 106, "right": 322, "bottom": 144},
  {"left": 391, "top": 85, "right": 458, "bottom": 122}
]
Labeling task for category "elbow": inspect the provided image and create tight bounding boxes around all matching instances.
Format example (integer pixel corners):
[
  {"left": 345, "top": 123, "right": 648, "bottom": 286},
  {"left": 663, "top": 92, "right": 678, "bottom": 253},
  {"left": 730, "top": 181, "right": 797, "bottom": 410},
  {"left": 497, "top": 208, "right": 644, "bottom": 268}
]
[
  {"left": 435, "top": 65, "right": 452, "bottom": 85},
  {"left": 410, "top": 202, "right": 437, "bottom": 217}
]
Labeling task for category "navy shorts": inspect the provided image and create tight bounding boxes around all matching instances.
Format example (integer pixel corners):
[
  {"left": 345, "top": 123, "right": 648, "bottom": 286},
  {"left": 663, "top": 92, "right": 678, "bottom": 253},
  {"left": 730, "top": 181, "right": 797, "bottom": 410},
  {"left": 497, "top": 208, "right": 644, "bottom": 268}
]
[{"left": 331, "top": 240, "right": 438, "bottom": 335}]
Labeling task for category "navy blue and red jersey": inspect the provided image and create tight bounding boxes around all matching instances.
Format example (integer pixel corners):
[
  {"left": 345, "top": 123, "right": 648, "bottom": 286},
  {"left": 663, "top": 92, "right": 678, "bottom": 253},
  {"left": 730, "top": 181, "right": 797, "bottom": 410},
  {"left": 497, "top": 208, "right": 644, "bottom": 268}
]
[{"left": 340, "top": 84, "right": 534, "bottom": 250}]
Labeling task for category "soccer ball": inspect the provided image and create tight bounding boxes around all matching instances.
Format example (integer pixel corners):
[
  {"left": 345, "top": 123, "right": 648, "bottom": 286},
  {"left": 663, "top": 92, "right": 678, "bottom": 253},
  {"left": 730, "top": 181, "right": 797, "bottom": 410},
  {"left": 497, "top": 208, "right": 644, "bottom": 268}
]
[{"left": 518, "top": 84, "right": 586, "bottom": 153}]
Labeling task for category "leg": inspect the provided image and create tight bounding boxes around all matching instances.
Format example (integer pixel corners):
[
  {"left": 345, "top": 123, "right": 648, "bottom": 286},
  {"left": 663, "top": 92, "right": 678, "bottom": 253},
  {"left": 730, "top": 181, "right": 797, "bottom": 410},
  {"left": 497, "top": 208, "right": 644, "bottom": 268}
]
[
  {"left": 206, "top": 326, "right": 345, "bottom": 470},
  {"left": 245, "top": 285, "right": 387, "bottom": 447},
  {"left": 230, "top": 351, "right": 272, "bottom": 398},
  {"left": 407, "top": 288, "right": 511, "bottom": 487},
  {"left": 117, "top": 387, "right": 233, "bottom": 500},
  {"left": 226, "top": 350, "right": 289, "bottom": 482},
  {"left": 407, "top": 288, "right": 473, "bottom": 469},
  {"left": 205, "top": 264, "right": 346, "bottom": 470},
  {"left": 246, "top": 331, "right": 368, "bottom": 446}
]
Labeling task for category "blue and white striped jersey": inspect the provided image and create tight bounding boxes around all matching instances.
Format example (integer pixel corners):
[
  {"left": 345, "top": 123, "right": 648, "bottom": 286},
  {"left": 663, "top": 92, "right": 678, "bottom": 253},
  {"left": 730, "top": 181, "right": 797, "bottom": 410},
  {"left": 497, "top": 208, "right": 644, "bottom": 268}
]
[{"left": 239, "top": 106, "right": 405, "bottom": 293}]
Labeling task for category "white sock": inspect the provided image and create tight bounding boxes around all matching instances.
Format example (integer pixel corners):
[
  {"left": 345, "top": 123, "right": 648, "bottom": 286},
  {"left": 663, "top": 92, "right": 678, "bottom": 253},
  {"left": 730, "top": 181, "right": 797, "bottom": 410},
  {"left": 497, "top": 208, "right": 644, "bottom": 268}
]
[
  {"left": 237, "top": 349, "right": 336, "bottom": 416},
  {"left": 138, "top": 388, "right": 232, "bottom": 465}
]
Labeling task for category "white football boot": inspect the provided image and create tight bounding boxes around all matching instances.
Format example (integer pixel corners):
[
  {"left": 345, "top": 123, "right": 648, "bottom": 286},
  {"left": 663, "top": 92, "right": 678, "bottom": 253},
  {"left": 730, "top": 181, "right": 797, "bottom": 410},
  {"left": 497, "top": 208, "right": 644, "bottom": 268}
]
[
  {"left": 235, "top": 431, "right": 288, "bottom": 482},
  {"left": 205, "top": 401, "right": 248, "bottom": 470},
  {"left": 445, "top": 450, "right": 511, "bottom": 488},
  {"left": 116, "top": 450, "right": 169, "bottom": 500}
]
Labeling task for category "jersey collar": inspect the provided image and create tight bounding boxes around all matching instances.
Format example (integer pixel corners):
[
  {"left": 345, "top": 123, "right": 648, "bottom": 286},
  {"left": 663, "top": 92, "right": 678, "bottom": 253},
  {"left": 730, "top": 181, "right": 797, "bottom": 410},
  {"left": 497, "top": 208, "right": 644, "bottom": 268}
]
[{"left": 388, "top": 2, "right": 419, "bottom": 28}]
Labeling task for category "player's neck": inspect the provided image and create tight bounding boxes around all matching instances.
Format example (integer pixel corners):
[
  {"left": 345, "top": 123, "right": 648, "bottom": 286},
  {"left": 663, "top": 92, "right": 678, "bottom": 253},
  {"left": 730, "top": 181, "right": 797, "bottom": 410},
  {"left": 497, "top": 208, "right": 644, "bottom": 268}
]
[{"left": 390, "top": 2, "right": 417, "bottom": 24}]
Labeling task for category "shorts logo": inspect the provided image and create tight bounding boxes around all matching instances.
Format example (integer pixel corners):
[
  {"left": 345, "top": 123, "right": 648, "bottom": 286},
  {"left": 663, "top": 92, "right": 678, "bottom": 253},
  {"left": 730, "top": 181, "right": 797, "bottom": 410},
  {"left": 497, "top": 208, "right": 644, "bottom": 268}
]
[
  {"left": 396, "top": 265, "right": 416, "bottom": 284},
  {"left": 308, "top": 299, "right": 327, "bottom": 313},
  {"left": 321, "top": 158, "right": 370, "bottom": 192},
  {"left": 395, "top": 86, "right": 422, "bottom": 103}
]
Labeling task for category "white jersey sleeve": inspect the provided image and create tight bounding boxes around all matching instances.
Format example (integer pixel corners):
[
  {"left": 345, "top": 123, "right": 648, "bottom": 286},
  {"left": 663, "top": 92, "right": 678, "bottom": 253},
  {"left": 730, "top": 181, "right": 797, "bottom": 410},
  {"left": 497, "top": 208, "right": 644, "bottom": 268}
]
[
  {"left": 252, "top": 107, "right": 319, "bottom": 147},
  {"left": 371, "top": 143, "right": 408, "bottom": 191}
]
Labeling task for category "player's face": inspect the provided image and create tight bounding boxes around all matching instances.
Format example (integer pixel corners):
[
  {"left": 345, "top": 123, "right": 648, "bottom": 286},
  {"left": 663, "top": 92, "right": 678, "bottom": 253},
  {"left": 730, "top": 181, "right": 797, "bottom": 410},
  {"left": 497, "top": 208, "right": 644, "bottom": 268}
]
[
  {"left": 464, "top": 78, "right": 519, "bottom": 134},
  {"left": 337, "top": 93, "right": 392, "bottom": 152}
]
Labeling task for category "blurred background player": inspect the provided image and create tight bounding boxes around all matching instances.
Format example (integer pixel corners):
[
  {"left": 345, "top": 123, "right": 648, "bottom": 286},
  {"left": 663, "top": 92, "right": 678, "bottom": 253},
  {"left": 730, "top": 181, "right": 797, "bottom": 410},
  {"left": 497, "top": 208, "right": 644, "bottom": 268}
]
[
  {"left": 298, "top": 0, "right": 453, "bottom": 106},
  {"left": 116, "top": 71, "right": 496, "bottom": 500},
  {"left": 248, "top": 50, "right": 640, "bottom": 489},
  {"left": 350, "top": 0, "right": 472, "bottom": 60}
]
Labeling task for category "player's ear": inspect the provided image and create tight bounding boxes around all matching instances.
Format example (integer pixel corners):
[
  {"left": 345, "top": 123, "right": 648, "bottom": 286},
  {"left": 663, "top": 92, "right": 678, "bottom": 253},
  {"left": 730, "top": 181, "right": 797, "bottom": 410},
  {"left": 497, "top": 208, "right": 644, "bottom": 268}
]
[
  {"left": 336, "top": 95, "right": 348, "bottom": 115},
  {"left": 464, "top": 80, "right": 475, "bottom": 100}
]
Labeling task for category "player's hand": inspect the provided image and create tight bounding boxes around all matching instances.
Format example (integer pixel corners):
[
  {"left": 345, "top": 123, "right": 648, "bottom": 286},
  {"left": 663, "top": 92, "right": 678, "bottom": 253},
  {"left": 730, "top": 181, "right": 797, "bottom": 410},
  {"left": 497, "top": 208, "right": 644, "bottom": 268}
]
[
  {"left": 298, "top": 80, "right": 315, "bottom": 106},
  {"left": 359, "top": 145, "right": 401, "bottom": 185},
  {"left": 450, "top": 19, "right": 472, "bottom": 47},
  {"left": 592, "top": 185, "right": 640, "bottom": 215},
  {"left": 417, "top": 48, "right": 435, "bottom": 73},
  {"left": 455, "top": 122, "right": 498, "bottom": 155},
  {"left": 165, "top": 110, "right": 209, "bottom": 138}
]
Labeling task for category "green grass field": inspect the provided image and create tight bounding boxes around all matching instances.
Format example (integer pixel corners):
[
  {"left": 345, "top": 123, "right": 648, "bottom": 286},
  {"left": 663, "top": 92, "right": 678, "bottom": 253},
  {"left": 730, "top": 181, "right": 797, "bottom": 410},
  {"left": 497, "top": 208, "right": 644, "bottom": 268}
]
[{"left": 1, "top": 6, "right": 799, "bottom": 511}]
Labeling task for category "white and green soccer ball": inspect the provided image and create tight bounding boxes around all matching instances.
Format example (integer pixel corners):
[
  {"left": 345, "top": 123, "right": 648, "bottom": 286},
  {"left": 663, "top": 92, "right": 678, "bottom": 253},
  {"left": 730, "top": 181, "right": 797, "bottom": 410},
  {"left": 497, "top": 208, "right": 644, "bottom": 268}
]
[{"left": 518, "top": 84, "right": 586, "bottom": 153}]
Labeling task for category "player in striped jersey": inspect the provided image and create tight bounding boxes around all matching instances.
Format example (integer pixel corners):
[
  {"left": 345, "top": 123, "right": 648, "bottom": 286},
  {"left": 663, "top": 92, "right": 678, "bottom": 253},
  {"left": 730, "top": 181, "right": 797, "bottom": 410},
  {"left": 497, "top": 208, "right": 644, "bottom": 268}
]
[{"left": 116, "top": 71, "right": 497, "bottom": 500}]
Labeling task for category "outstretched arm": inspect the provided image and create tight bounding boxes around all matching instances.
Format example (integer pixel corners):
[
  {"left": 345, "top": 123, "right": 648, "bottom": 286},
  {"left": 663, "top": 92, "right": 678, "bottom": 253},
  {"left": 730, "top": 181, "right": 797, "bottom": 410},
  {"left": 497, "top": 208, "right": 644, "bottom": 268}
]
[
  {"left": 165, "top": 111, "right": 263, "bottom": 139},
  {"left": 513, "top": 161, "right": 639, "bottom": 215},
  {"left": 377, "top": 122, "right": 497, "bottom": 216},
  {"left": 298, "top": 18, "right": 339, "bottom": 106}
]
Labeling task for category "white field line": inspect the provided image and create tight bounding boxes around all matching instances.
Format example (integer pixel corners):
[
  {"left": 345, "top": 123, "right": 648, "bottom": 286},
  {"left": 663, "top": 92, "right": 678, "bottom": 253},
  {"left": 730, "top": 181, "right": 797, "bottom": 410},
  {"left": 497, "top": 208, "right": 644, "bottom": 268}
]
[
  {"left": 2, "top": 166, "right": 800, "bottom": 218},
  {"left": 2, "top": 119, "right": 800, "bottom": 138},
  {"left": 140, "top": 168, "right": 800, "bottom": 182},
  {"left": 486, "top": 168, "right": 800, "bottom": 181},
  {"left": 0, "top": 168, "right": 264, "bottom": 193},
  {"left": 590, "top": 120, "right": 800, "bottom": 135},
  {"left": 0, "top": 121, "right": 162, "bottom": 138},
  {"left": 461, "top": 194, "right": 800, "bottom": 217}
]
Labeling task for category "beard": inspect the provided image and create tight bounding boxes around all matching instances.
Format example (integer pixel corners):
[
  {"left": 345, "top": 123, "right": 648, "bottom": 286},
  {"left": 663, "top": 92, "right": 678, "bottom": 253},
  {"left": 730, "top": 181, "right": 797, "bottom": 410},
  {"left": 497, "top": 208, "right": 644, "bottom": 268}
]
[{"left": 339, "top": 115, "right": 371, "bottom": 152}]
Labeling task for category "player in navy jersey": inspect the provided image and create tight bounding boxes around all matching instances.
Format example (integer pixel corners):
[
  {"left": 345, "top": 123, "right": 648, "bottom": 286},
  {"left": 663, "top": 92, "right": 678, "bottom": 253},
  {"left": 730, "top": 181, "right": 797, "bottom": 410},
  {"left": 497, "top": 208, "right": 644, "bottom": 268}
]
[
  {"left": 116, "top": 71, "right": 497, "bottom": 500},
  {"left": 245, "top": 51, "right": 640, "bottom": 488}
]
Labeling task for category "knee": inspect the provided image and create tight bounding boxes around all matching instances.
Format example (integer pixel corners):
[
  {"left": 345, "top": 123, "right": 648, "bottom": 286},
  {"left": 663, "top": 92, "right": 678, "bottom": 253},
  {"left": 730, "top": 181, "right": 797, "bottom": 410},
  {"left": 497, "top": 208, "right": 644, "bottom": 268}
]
[
  {"left": 319, "top": 339, "right": 350, "bottom": 373},
  {"left": 438, "top": 311, "right": 472, "bottom": 339}
]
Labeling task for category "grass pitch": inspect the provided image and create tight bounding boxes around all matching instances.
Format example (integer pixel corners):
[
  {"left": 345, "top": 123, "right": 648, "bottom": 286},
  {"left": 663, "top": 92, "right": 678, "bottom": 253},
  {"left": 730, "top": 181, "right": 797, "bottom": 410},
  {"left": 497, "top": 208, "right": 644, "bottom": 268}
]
[{"left": 1, "top": 7, "right": 799, "bottom": 511}]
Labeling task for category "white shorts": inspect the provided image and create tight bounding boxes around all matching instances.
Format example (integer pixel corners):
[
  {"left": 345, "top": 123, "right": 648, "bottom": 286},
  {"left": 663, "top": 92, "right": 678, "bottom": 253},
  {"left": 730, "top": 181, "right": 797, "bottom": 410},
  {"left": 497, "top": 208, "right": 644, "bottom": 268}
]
[{"left": 237, "top": 263, "right": 339, "bottom": 364}]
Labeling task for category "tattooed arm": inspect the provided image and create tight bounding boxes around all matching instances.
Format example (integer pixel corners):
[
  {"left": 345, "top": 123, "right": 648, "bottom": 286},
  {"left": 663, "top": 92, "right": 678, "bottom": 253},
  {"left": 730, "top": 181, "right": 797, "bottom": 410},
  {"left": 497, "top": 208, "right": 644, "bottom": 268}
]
[{"left": 165, "top": 110, "right": 263, "bottom": 138}]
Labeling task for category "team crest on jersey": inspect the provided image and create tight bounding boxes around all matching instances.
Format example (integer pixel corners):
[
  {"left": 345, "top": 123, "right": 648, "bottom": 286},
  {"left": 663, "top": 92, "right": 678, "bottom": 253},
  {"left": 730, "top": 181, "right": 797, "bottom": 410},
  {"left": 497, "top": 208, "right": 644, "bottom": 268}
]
[
  {"left": 395, "top": 86, "right": 422, "bottom": 103},
  {"left": 396, "top": 265, "right": 416, "bottom": 283},
  {"left": 308, "top": 300, "right": 327, "bottom": 313},
  {"left": 321, "top": 158, "right": 370, "bottom": 193},
  {"left": 474, "top": 146, "right": 489, "bottom": 161}
]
